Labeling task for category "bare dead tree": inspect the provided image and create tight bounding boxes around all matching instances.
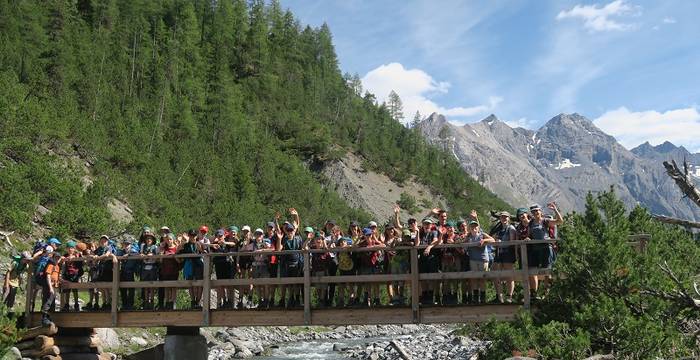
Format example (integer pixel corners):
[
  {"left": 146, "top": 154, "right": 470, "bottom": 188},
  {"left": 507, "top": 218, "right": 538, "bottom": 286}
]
[
  {"left": 663, "top": 159, "right": 700, "bottom": 208},
  {"left": 652, "top": 214, "right": 700, "bottom": 229}
]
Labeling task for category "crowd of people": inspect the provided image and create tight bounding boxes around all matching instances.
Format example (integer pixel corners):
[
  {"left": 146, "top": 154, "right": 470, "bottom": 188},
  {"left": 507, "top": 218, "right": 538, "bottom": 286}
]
[{"left": 2, "top": 203, "right": 563, "bottom": 326}]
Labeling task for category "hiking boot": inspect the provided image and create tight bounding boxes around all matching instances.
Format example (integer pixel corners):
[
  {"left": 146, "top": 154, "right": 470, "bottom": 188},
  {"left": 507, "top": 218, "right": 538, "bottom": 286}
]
[
  {"left": 74, "top": 303, "right": 80, "bottom": 311},
  {"left": 61, "top": 304, "right": 70, "bottom": 312},
  {"left": 41, "top": 312, "right": 52, "bottom": 327}
]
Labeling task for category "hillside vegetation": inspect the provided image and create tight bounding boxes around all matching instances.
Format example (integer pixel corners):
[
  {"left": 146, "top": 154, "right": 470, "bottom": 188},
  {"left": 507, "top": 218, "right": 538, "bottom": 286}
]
[{"left": 0, "top": 0, "right": 508, "bottom": 238}]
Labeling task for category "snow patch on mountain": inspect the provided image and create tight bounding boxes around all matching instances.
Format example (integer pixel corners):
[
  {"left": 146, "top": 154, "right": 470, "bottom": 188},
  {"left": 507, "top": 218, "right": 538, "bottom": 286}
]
[{"left": 554, "top": 159, "right": 582, "bottom": 170}]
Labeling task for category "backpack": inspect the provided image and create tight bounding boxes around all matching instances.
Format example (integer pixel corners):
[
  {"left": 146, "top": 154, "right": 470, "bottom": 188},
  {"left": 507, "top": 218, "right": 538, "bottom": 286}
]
[
  {"left": 45, "top": 262, "right": 60, "bottom": 285},
  {"left": 338, "top": 252, "right": 353, "bottom": 271},
  {"left": 34, "top": 256, "right": 51, "bottom": 281}
]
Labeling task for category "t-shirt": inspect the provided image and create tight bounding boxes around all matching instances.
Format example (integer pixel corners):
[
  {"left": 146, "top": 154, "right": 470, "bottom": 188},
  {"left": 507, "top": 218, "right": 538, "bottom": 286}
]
[
  {"left": 337, "top": 251, "right": 354, "bottom": 271},
  {"left": 495, "top": 224, "right": 516, "bottom": 257},
  {"left": 281, "top": 235, "right": 303, "bottom": 265},
  {"left": 180, "top": 242, "right": 203, "bottom": 266},
  {"left": 528, "top": 219, "right": 551, "bottom": 240},
  {"left": 160, "top": 246, "right": 179, "bottom": 275},
  {"left": 63, "top": 254, "right": 83, "bottom": 278},
  {"left": 419, "top": 228, "right": 438, "bottom": 246},
  {"left": 467, "top": 232, "right": 489, "bottom": 262}
]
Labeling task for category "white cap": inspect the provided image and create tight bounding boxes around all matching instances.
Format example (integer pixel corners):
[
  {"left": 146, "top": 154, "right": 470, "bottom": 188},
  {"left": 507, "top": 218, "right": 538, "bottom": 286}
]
[
  {"left": 242, "top": 225, "right": 251, "bottom": 232},
  {"left": 45, "top": 245, "right": 54, "bottom": 253},
  {"left": 254, "top": 228, "right": 264, "bottom": 234}
]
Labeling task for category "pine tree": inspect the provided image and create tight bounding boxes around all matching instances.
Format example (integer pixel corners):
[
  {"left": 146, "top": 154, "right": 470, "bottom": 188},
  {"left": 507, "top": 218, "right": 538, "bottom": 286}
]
[{"left": 387, "top": 90, "right": 404, "bottom": 122}]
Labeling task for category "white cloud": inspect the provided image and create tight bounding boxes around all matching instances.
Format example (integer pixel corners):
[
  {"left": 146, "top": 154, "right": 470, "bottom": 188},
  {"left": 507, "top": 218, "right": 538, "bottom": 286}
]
[
  {"left": 504, "top": 117, "right": 536, "bottom": 129},
  {"left": 662, "top": 17, "right": 676, "bottom": 24},
  {"left": 593, "top": 106, "right": 700, "bottom": 150},
  {"left": 556, "top": 0, "right": 640, "bottom": 32},
  {"left": 361, "top": 62, "right": 501, "bottom": 123}
]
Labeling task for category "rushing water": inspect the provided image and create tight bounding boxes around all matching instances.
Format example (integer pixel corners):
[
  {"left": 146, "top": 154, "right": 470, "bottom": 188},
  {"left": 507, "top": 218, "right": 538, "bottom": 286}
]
[{"left": 253, "top": 336, "right": 394, "bottom": 360}]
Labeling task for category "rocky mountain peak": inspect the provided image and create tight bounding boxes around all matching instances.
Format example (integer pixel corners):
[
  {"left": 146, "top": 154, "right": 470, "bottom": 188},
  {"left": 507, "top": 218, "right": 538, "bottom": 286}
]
[
  {"left": 421, "top": 112, "right": 447, "bottom": 128},
  {"left": 480, "top": 114, "right": 500, "bottom": 125},
  {"left": 655, "top": 141, "right": 680, "bottom": 153}
]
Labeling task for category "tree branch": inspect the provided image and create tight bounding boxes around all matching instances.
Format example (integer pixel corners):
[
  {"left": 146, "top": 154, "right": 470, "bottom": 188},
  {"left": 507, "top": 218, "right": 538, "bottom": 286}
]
[{"left": 663, "top": 159, "right": 700, "bottom": 208}]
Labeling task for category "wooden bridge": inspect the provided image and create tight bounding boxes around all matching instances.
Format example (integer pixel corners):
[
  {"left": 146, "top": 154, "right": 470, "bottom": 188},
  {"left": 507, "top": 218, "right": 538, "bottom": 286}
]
[{"left": 24, "top": 240, "right": 562, "bottom": 328}]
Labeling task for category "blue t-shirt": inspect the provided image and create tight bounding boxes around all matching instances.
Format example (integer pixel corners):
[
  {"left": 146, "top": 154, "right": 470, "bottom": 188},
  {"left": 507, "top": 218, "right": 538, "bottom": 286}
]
[{"left": 467, "top": 232, "right": 489, "bottom": 262}]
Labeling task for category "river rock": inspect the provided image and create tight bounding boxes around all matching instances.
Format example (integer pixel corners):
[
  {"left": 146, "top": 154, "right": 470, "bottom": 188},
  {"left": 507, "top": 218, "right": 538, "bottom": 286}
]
[
  {"left": 5, "top": 347, "right": 21, "bottom": 360},
  {"left": 333, "top": 343, "right": 347, "bottom": 352},
  {"left": 96, "top": 328, "right": 120, "bottom": 349},
  {"left": 335, "top": 326, "right": 346, "bottom": 333},
  {"left": 130, "top": 336, "right": 148, "bottom": 346}
]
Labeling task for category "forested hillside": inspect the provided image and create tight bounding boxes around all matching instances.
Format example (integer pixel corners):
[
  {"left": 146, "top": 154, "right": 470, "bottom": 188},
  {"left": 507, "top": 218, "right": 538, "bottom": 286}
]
[{"left": 0, "top": 0, "right": 508, "bottom": 238}]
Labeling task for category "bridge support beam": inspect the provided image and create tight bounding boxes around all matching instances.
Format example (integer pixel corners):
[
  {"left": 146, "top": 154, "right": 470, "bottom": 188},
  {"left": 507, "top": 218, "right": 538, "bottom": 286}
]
[{"left": 164, "top": 327, "right": 207, "bottom": 360}]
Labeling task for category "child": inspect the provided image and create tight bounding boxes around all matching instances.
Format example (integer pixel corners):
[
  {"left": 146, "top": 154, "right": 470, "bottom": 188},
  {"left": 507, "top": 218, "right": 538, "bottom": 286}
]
[
  {"left": 140, "top": 234, "right": 159, "bottom": 309},
  {"left": 466, "top": 221, "right": 495, "bottom": 304},
  {"left": 335, "top": 237, "right": 355, "bottom": 308},
  {"left": 388, "top": 229, "right": 413, "bottom": 306},
  {"left": 61, "top": 241, "right": 83, "bottom": 311},
  {"left": 308, "top": 231, "right": 330, "bottom": 307}
]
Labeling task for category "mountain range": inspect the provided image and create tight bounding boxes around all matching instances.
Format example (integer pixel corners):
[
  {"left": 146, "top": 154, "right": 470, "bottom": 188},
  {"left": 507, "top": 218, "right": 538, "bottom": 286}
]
[{"left": 418, "top": 112, "right": 700, "bottom": 221}]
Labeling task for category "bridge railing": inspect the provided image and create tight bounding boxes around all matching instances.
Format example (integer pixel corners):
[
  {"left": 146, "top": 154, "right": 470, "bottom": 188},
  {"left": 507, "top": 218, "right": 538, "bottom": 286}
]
[{"left": 25, "top": 239, "right": 558, "bottom": 327}]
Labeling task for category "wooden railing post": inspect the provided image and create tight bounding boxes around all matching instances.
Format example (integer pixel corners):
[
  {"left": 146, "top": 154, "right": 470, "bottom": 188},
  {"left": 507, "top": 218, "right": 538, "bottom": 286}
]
[
  {"left": 410, "top": 248, "right": 420, "bottom": 323},
  {"left": 111, "top": 257, "right": 119, "bottom": 326},
  {"left": 202, "top": 254, "right": 211, "bottom": 326},
  {"left": 24, "top": 263, "right": 34, "bottom": 328},
  {"left": 519, "top": 242, "right": 531, "bottom": 310},
  {"left": 303, "top": 250, "right": 311, "bottom": 325}
]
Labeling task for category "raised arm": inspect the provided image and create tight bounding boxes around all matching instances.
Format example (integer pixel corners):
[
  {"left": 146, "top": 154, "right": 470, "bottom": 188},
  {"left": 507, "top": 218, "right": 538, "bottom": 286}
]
[
  {"left": 289, "top": 208, "right": 300, "bottom": 231},
  {"left": 393, "top": 204, "right": 402, "bottom": 229},
  {"left": 547, "top": 202, "right": 564, "bottom": 226}
]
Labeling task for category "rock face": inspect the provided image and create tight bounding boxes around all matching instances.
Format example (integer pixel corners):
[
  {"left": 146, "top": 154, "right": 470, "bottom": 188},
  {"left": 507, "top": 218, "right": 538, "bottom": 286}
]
[{"left": 418, "top": 112, "right": 700, "bottom": 220}]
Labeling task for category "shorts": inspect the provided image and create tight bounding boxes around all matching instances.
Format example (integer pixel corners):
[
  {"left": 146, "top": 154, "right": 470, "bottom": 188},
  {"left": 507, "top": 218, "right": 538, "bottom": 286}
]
[
  {"left": 97, "top": 266, "right": 113, "bottom": 282},
  {"left": 528, "top": 244, "right": 553, "bottom": 269},
  {"left": 141, "top": 267, "right": 159, "bottom": 281},
  {"left": 214, "top": 262, "right": 233, "bottom": 280},
  {"left": 253, "top": 265, "right": 270, "bottom": 278},
  {"left": 358, "top": 266, "right": 382, "bottom": 275},
  {"left": 62, "top": 273, "right": 81, "bottom": 283},
  {"left": 160, "top": 270, "right": 179, "bottom": 281},
  {"left": 418, "top": 254, "right": 439, "bottom": 273},
  {"left": 440, "top": 259, "right": 460, "bottom": 273},
  {"left": 389, "top": 261, "right": 409, "bottom": 275},
  {"left": 495, "top": 247, "right": 517, "bottom": 264},
  {"left": 470, "top": 260, "right": 489, "bottom": 272},
  {"left": 339, "top": 269, "right": 355, "bottom": 276},
  {"left": 184, "top": 261, "right": 204, "bottom": 280},
  {"left": 269, "top": 263, "right": 279, "bottom": 278},
  {"left": 280, "top": 263, "right": 302, "bottom": 278}
]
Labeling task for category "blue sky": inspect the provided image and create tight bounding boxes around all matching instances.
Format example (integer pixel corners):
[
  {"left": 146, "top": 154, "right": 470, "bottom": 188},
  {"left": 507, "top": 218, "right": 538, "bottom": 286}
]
[{"left": 281, "top": 0, "right": 700, "bottom": 152}]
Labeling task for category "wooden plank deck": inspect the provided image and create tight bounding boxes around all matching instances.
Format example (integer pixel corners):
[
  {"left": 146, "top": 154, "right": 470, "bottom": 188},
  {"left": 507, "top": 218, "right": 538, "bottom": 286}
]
[{"left": 30, "top": 304, "right": 521, "bottom": 328}]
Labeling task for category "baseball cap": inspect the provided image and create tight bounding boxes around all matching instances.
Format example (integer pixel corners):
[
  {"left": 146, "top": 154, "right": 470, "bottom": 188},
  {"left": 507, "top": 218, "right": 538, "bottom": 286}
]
[
  {"left": 160, "top": 226, "right": 171, "bottom": 232},
  {"left": 303, "top": 226, "right": 314, "bottom": 233},
  {"left": 45, "top": 246, "right": 54, "bottom": 253},
  {"left": 99, "top": 235, "right": 109, "bottom": 241},
  {"left": 216, "top": 229, "right": 225, "bottom": 236},
  {"left": 254, "top": 228, "right": 264, "bottom": 235},
  {"left": 529, "top": 204, "right": 542, "bottom": 212},
  {"left": 228, "top": 225, "right": 239, "bottom": 233},
  {"left": 516, "top": 208, "right": 529, "bottom": 217},
  {"left": 468, "top": 220, "right": 479, "bottom": 227},
  {"left": 446, "top": 221, "right": 456, "bottom": 228},
  {"left": 362, "top": 227, "right": 373, "bottom": 236},
  {"left": 499, "top": 211, "right": 512, "bottom": 217},
  {"left": 66, "top": 240, "right": 77, "bottom": 248},
  {"left": 266, "top": 222, "right": 276, "bottom": 228},
  {"left": 48, "top": 237, "right": 61, "bottom": 246},
  {"left": 402, "top": 229, "right": 412, "bottom": 237},
  {"left": 368, "top": 221, "right": 378, "bottom": 228},
  {"left": 242, "top": 225, "right": 251, "bottom": 232},
  {"left": 422, "top": 218, "right": 434, "bottom": 224},
  {"left": 199, "top": 225, "right": 209, "bottom": 233},
  {"left": 284, "top": 223, "right": 295, "bottom": 231}
]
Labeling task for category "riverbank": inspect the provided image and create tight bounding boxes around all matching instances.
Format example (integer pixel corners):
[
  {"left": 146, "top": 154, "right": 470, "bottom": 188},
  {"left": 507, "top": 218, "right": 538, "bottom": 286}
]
[{"left": 205, "top": 324, "right": 487, "bottom": 360}]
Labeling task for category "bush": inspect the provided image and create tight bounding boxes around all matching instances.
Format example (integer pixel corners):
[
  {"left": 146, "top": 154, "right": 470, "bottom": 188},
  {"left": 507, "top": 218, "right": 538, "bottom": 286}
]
[
  {"left": 397, "top": 192, "right": 420, "bottom": 215},
  {"left": 478, "top": 189, "right": 700, "bottom": 359},
  {"left": 0, "top": 305, "right": 22, "bottom": 356}
]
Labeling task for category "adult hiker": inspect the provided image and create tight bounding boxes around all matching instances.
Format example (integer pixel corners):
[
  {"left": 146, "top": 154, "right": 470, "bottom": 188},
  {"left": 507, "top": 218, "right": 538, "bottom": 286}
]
[
  {"left": 275, "top": 208, "right": 303, "bottom": 308},
  {"left": 492, "top": 211, "right": 517, "bottom": 303},
  {"left": 418, "top": 217, "right": 440, "bottom": 305},
  {"left": 335, "top": 236, "right": 356, "bottom": 307},
  {"left": 61, "top": 241, "right": 83, "bottom": 312},
  {"left": 307, "top": 231, "right": 331, "bottom": 307},
  {"left": 237, "top": 225, "right": 255, "bottom": 309},
  {"left": 251, "top": 228, "right": 273, "bottom": 308},
  {"left": 323, "top": 220, "right": 340, "bottom": 307},
  {"left": 466, "top": 221, "right": 495, "bottom": 304},
  {"left": 528, "top": 202, "right": 563, "bottom": 298},
  {"left": 388, "top": 228, "right": 413, "bottom": 305}
]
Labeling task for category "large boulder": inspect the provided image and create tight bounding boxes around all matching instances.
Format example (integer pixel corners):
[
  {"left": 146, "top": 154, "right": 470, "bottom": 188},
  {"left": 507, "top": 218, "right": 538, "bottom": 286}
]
[{"left": 95, "top": 328, "right": 120, "bottom": 349}]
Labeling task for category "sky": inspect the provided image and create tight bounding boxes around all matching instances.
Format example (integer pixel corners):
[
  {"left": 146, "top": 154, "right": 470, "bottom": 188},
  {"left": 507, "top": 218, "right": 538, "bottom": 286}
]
[{"left": 280, "top": 0, "right": 700, "bottom": 152}]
